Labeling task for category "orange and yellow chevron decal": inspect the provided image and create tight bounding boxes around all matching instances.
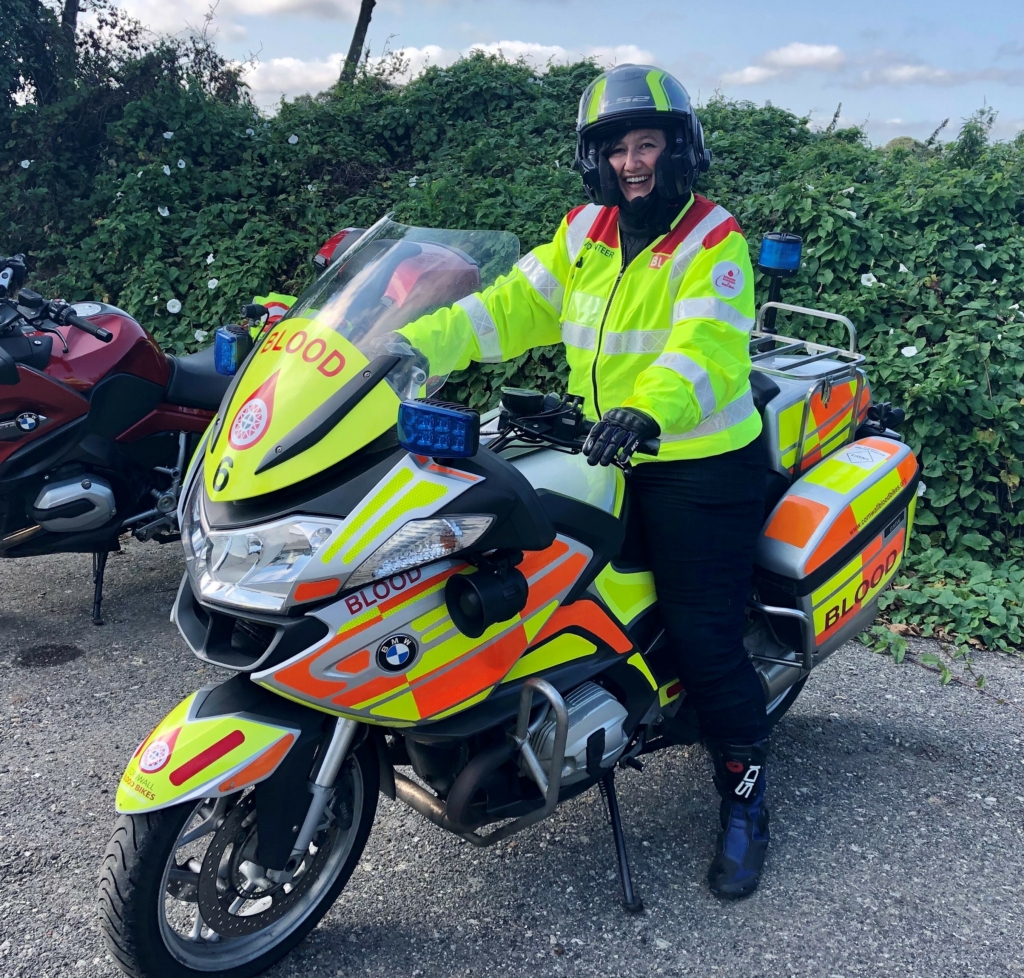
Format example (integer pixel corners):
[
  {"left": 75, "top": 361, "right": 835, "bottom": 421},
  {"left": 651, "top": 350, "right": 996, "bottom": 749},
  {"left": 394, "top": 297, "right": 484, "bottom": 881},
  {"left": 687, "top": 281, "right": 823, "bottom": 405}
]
[
  {"left": 255, "top": 535, "right": 630, "bottom": 725},
  {"left": 804, "top": 439, "right": 918, "bottom": 572},
  {"left": 777, "top": 378, "right": 871, "bottom": 475},
  {"left": 812, "top": 523, "right": 907, "bottom": 644}
]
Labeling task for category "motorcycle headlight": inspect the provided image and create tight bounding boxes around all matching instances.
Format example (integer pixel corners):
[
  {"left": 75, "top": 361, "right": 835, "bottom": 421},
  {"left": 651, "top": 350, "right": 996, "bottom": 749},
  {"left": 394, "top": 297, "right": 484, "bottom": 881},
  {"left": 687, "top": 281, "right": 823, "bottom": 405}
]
[
  {"left": 346, "top": 515, "right": 493, "bottom": 588},
  {"left": 181, "top": 483, "right": 341, "bottom": 612}
]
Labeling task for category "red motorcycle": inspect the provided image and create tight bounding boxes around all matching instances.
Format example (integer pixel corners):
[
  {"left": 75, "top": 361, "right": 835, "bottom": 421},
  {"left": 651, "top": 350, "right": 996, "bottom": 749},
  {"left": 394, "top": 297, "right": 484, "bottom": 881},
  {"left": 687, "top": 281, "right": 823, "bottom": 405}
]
[{"left": 0, "top": 255, "right": 231, "bottom": 622}]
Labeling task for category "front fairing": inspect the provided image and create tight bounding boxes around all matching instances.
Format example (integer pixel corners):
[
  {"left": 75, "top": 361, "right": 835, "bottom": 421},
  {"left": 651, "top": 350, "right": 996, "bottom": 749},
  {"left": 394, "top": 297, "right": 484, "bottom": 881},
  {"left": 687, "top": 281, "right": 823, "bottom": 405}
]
[{"left": 204, "top": 216, "right": 519, "bottom": 503}]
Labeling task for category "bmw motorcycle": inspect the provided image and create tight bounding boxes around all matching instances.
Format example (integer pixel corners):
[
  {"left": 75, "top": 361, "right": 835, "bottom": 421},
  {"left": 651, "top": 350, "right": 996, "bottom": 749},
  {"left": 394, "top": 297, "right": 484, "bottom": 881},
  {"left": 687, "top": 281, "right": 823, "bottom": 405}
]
[
  {"left": 98, "top": 216, "right": 919, "bottom": 978},
  {"left": 0, "top": 256, "right": 231, "bottom": 621}
]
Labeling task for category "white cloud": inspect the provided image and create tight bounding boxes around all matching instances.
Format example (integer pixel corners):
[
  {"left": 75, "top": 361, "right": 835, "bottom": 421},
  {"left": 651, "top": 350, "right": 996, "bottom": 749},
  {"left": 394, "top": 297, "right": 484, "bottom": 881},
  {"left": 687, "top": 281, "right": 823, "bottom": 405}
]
[
  {"left": 763, "top": 42, "right": 844, "bottom": 70},
  {"left": 721, "top": 65, "right": 780, "bottom": 85},
  {"left": 467, "top": 41, "right": 654, "bottom": 70},
  {"left": 723, "top": 41, "right": 845, "bottom": 86},
  {"left": 864, "top": 64, "right": 956, "bottom": 86},
  {"left": 116, "top": 0, "right": 359, "bottom": 34},
  {"left": 244, "top": 39, "right": 657, "bottom": 108},
  {"left": 245, "top": 52, "right": 346, "bottom": 102}
]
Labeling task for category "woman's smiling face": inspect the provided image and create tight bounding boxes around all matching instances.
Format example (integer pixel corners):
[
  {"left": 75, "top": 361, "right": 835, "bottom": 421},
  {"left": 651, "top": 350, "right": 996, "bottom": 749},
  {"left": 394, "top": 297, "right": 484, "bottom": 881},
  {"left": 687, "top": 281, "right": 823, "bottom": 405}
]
[{"left": 606, "top": 128, "right": 667, "bottom": 201}]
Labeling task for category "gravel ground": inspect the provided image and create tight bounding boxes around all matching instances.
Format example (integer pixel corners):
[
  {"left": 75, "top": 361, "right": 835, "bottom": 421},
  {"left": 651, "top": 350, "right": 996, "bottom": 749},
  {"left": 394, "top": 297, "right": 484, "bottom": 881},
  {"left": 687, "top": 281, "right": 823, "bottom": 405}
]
[{"left": 1, "top": 537, "right": 1023, "bottom": 978}]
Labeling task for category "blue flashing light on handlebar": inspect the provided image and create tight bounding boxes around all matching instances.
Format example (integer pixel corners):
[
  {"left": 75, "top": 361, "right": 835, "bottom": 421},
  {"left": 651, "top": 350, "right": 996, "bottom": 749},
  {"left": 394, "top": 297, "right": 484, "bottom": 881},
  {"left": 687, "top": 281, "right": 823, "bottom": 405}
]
[{"left": 398, "top": 400, "right": 480, "bottom": 459}]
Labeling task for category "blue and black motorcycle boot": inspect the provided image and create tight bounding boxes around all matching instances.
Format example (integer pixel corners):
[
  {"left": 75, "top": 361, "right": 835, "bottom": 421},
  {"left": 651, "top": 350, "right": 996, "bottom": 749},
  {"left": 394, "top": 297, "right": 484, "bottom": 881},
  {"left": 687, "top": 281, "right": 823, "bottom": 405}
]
[{"left": 707, "top": 740, "right": 770, "bottom": 899}]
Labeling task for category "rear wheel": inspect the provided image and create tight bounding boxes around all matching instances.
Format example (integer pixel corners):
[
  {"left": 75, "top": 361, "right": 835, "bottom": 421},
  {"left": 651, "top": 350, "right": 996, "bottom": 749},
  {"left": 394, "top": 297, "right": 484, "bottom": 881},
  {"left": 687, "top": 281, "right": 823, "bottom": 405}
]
[{"left": 98, "top": 737, "right": 378, "bottom": 978}]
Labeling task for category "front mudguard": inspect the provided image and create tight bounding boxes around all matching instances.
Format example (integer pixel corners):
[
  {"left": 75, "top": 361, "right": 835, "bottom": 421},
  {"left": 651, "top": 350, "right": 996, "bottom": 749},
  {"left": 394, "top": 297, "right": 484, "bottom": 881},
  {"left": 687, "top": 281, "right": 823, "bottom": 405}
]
[{"left": 116, "top": 675, "right": 327, "bottom": 817}]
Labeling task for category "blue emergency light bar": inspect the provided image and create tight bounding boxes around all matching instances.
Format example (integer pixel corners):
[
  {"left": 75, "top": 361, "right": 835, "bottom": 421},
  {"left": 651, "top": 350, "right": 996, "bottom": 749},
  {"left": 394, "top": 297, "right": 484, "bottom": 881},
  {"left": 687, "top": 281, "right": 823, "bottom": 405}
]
[
  {"left": 758, "top": 232, "right": 803, "bottom": 276},
  {"left": 398, "top": 400, "right": 480, "bottom": 459}
]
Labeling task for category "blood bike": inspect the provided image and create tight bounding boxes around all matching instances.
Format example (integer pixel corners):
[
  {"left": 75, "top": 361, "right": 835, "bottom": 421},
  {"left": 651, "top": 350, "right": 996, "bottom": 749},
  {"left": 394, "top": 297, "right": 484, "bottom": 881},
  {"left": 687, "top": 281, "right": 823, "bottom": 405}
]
[
  {"left": 0, "top": 256, "right": 231, "bottom": 621},
  {"left": 98, "top": 216, "right": 919, "bottom": 978}
]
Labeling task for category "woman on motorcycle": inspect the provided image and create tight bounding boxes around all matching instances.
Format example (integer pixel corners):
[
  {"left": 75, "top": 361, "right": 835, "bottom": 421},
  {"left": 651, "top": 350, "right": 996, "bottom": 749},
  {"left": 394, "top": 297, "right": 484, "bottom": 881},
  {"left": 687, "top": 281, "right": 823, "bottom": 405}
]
[{"left": 400, "top": 64, "right": 770, "bottom": 899}]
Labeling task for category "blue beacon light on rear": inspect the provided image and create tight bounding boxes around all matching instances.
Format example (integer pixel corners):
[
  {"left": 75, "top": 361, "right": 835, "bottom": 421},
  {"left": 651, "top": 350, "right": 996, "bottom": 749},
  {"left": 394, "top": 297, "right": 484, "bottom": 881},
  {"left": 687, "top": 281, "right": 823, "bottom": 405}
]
[
  {"left": 758, "top": 232, "right": 803, "bottom": 276},
  {"left": 397, "top": 400, "right": 480, "bottom": 459}
]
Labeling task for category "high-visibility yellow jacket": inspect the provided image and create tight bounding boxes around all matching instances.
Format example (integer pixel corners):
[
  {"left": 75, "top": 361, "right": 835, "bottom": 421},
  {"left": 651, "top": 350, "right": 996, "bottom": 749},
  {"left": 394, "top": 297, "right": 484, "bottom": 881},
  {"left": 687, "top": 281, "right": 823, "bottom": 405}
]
[{"left": 400, "top": 193, "right": 761, "bottom": 462}]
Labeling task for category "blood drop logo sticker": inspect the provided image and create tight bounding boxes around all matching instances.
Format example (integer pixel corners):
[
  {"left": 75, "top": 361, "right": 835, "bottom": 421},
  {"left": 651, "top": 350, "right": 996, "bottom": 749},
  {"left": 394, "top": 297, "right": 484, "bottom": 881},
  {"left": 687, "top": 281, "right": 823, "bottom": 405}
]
[
  {"left": 229, "top": 371, "right": 279, "bottom": 451},
  {"left": 712, "top": 261, "right": 744, "bottom": 298},
  {"left": 138, "top": 726, "right": 180, "bottom": 774}
]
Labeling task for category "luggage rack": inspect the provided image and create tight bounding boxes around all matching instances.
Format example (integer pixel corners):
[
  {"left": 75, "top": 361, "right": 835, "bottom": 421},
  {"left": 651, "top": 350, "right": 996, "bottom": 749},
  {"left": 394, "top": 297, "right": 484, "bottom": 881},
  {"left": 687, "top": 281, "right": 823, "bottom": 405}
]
[{"left": 751, "top": 302, "right": 869, "bottom": 476}]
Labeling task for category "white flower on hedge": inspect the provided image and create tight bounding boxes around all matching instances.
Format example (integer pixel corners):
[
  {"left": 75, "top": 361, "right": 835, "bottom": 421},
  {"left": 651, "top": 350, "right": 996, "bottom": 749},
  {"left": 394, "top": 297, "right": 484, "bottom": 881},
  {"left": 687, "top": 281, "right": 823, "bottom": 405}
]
[
  {"left": 194, "top": 329, "right": 208, "bottom": 342},
  {"left": 889, "top": 328, "right": 894, "bottom": 335},
  {"left": 975, "top": 243, "right": 986, "bottom": 251},
  {"left": 997, "top": 333, "right": 1002, "bottom": 341},
  {"left": 899, "top": 263, "right": 909, "bottom": 273},
  {"left": 163, "top": 131, "right": 174, "bottom": 139},
  {"left": 177, "top": 159, "right": 186, "bottom": 169},
  {"left": 901, "top": 346, "right": 918, "bottom": 357},
  {"left": 408, "top": 176, "right": 419, "bottom": 187},
  {"left": 307, "top": 184, "right": 314, "bottom": 191},
  {"left": 158, "top": 206, "right": 169, "bottom": 217},
  {"left": 166, "top": 299, "right": 181, "bottom": 314},
  {"left": 288, "top": 134, "right": 299, "bottom": 145},
  {"left": 162, "top": 165, "right": 171, "bottom": 176},
  {"left": 841, "top": 186, "right": 855, "bottom": 194},
  {"left": 805, "top": 184, "right": 814, "bottom": 191},
  {"left": 137, "top": 171, "right": 143, "bottom": 178},
  {"left": 861, "top": 273, "right": 878, "bottom": 287},
  {"left": 847, "top": 210, "right": 857, "bottom": 219},
  {"left": 1011, "top": 303, "right": 1020, "bottom": 310},
  {"left": 116, "top": 192, "right": 123, "bottom": 199},
  {"left": 206, "top": 253, "right": 215, "bottom": 265},
  {"left": 207, "top": 278, "right": 219, "bottom": 290},
  {"left": 20, "top": 160, "right": 31, "bottom": 169},
  {"left": 245, "top": 127, "right": 255, "bottom": 136}
]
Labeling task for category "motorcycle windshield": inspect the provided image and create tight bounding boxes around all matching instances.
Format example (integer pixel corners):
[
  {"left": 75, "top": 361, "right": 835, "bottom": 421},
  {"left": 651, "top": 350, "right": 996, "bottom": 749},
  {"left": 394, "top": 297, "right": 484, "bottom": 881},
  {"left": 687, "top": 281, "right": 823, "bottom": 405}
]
[{"left": 204, "top": 216, "right": 520, "bottom": 502}]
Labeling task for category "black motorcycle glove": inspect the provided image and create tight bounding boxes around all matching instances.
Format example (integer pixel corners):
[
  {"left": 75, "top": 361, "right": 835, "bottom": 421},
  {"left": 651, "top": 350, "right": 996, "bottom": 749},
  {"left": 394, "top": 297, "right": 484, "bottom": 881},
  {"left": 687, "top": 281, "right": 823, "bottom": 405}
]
[{"left": 583, "top": 407, "right": 660, "bottom": 467}]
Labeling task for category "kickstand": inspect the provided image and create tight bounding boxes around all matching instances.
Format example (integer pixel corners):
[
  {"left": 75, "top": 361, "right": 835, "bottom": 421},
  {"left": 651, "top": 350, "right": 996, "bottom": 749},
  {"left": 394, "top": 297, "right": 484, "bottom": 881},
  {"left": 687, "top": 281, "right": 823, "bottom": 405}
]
[
  {"left": 92, "top": 551, "right": 108, "bottom": 625},
  {"left": 600, "top": 771, "right": 643, "bottom": 913}
]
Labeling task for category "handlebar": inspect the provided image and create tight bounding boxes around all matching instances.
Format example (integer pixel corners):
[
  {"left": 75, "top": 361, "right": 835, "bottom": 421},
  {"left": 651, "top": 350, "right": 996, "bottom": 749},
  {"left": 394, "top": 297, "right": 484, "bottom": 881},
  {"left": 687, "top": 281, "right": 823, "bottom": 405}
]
[{"left": 48, "top": 301, "right": 113, "bottom": 343}]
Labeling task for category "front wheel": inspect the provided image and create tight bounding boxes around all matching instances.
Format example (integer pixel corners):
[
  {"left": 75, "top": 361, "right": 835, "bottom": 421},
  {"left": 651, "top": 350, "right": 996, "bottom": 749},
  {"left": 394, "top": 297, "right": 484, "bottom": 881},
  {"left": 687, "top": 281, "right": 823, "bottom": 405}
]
[{"left": 98, "top": 737, "right": 379, "bottom": 978}]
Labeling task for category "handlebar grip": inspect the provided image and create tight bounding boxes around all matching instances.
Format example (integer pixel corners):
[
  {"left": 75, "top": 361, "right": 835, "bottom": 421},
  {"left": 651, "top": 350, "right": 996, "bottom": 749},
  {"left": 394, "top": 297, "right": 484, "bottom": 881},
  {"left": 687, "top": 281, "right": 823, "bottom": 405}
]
[
  {"left": 637, "top": 438, "right": 660, "bottom": 457},
  {"left": 66, "top": 312, "right": 113, "bottom": 343}
]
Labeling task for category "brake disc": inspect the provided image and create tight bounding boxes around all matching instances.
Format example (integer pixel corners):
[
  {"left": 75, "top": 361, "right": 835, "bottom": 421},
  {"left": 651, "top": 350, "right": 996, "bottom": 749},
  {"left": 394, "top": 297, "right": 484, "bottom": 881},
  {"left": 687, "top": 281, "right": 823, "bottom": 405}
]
[{"left": 196, "top": 790, "right": 338, "bottom": 937}]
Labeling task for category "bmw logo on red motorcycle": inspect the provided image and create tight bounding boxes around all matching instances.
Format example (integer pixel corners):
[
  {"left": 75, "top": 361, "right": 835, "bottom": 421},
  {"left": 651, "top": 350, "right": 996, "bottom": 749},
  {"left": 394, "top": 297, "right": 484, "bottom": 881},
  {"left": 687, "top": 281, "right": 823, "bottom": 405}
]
[{"left": 377, "top": 634, "right": 418, "bottom": 672}]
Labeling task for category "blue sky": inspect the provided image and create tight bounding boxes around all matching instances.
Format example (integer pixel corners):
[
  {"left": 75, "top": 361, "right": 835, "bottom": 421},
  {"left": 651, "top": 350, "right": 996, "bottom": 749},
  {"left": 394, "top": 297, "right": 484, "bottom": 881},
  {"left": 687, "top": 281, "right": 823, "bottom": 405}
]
[{"left": 115, "top": 0, "right": 1024, "bottom": 142}]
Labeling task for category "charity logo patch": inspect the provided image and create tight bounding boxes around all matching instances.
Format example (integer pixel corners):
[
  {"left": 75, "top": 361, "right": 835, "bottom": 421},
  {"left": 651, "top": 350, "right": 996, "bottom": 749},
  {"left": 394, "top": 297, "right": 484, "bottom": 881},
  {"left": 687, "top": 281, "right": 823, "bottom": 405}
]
[
  {"left": 712, "top": 260, "right": 744, "bottom": 298},
  {"left": 230, "top": 398, "right": 269, "bottom": 449},
  {"left": 377, "top": 634, "right": 418, "bottom": 672},
  {"left": 139, "top": 739, "right": 173, "bottom": 774}
]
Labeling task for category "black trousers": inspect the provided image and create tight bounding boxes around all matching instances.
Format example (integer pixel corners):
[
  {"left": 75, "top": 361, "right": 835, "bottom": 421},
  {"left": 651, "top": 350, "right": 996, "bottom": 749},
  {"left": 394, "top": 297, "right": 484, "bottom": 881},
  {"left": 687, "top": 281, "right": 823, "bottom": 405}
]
[{"left": 630, "top": 437, "right": 769, "bottom": 744}]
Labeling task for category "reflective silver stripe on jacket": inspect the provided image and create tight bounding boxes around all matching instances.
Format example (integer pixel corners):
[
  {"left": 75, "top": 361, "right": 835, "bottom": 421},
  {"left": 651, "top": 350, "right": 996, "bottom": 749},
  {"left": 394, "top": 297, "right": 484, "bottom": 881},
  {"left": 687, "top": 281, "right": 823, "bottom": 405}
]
[
  {"left": 672, "top": 296, "right": 755, "bottom": 333},
  {"left": 456, "top": 294, "right": 502, "bottom": 363},
  {"left": 602, "top": 329, "right": 672, "bottom": 355},
  {"left": 661, "top": 388, "right": 756, "bottom": 442},
  {"left": 565, "top": 203, "right": 603, "bottom": 264},
  {"left": 651, "top": 352, "right": 717, "bottom": 421},
  {"left": 561, "top": 320, "right": 598, "bottom": 351},
  {"left": 668, "top": 205, "right": 733, "bottom": 285},
  {"left": 517, "top": 252, "right": 564, "bottom": 315}
]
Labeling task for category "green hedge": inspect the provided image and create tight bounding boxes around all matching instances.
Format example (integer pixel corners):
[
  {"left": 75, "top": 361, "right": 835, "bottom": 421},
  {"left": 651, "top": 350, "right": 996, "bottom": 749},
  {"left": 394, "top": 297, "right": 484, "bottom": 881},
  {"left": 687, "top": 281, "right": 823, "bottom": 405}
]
[{"left": 3, "top": 48, "right": 1024, "bottom": 653}]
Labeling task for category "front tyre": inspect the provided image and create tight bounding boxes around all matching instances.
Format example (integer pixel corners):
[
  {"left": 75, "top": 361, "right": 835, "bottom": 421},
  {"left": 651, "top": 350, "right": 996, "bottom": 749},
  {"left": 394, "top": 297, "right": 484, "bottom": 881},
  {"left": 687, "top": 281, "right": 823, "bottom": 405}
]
[{"left": 98, "top": 737, "right": 379, "bottom": 978}]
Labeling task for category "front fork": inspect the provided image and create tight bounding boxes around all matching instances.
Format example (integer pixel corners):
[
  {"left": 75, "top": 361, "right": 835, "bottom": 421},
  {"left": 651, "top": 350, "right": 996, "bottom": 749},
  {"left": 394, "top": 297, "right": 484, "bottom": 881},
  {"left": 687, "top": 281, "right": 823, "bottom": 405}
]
[{"left": 268, "top": 717, "right": 360, "bottom": 883}]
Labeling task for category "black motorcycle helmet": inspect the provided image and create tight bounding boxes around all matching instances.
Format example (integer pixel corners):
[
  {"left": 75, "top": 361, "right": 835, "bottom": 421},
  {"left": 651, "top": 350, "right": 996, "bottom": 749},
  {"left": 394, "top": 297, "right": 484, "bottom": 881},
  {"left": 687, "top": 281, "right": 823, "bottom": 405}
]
[{"left": 574, "top": 65, "right": 712, "bottom": 207}]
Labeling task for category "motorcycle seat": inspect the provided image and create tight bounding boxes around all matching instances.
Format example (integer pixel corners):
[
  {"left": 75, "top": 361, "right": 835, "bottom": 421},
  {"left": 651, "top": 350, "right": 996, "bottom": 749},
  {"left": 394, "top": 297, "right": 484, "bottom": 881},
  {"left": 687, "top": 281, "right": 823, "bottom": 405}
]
[{"left": 165, "top": 346, "right": 231, "bottom": 411}]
